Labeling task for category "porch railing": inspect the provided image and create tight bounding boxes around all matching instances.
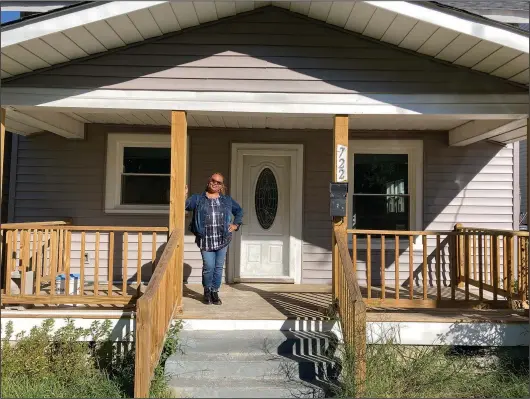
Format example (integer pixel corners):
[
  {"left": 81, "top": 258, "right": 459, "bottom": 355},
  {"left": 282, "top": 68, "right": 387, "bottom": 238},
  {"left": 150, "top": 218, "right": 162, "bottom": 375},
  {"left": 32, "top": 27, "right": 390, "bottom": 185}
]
[
  {"left": 347, "top": 224, "right": 528, "bottom": 308},
  {"left": 134, "top": 229, "right": 181, "bottom": 398},
  {"left": 1, "top": 222, "right": 169, "bottom": 306},
  {"left": 333, "top": 224, "right": 366, "bottom": 396}
]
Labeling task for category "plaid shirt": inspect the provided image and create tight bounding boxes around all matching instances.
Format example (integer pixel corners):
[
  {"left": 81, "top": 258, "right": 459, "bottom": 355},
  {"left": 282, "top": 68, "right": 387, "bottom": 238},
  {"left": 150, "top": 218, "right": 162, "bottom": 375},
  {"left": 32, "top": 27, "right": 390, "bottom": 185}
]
[{"left": 197, "top": 197, "right": 231, "bottom": 252}]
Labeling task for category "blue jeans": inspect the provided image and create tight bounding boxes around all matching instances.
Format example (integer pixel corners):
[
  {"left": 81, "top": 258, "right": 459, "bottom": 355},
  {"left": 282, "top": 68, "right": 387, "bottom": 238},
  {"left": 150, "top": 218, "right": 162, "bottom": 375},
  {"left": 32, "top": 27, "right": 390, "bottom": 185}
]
[{"left": 200, "top": 246, "right": 228, "bottom": 292}]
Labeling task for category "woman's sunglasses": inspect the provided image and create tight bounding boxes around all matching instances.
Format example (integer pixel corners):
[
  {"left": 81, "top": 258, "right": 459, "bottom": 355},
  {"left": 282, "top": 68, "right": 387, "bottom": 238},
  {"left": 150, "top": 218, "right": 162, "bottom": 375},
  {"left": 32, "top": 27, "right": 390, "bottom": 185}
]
[{"left": 210, "top": 179, "right": 224, "bottom": 186}]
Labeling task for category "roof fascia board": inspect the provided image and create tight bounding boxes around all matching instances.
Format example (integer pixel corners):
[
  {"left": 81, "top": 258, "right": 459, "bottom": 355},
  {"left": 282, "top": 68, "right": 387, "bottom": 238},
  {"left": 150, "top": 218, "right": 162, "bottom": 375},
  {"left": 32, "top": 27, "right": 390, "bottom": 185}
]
[
  {"left": 1, "top": 2, "right": 79, "bottom": 12},
  {"left": 366, "top": 1, "right": 529, "bottom": 53},
  {"left": 1, "top": 1, "right": 166, "bottom": 47},
  {"left": 1, "top": 88, "right": 528, "bottom": 117}
]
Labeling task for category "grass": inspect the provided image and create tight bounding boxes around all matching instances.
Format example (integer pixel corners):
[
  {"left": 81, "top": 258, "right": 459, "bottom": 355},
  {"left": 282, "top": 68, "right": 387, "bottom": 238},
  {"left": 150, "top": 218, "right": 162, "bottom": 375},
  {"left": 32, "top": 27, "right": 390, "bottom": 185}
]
[
  {"left": 1, "top": 318, "right": 182, "bottom": 398},
  {"left": 335, "top": 325, "right": 529, "bottom": 398}
]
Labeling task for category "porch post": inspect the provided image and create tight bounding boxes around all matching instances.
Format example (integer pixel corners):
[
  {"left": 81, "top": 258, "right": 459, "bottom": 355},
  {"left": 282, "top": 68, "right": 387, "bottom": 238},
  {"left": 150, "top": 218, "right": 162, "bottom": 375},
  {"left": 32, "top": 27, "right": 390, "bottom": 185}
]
[
  {"left": 170, "top": 110, "right": 187, "bottom": 313},
  {"left": 0, "top": 108, "right": 5, "bottom": 286},
  {"left": 332, "top": 115, "right": 349, "bottom": 300}
]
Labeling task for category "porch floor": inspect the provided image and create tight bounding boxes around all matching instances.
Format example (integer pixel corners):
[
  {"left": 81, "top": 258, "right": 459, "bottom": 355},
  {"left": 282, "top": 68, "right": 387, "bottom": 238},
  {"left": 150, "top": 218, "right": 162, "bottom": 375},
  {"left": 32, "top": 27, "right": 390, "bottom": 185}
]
[{"left": 181, "top": 284, "right": 527, "bottom": 323}]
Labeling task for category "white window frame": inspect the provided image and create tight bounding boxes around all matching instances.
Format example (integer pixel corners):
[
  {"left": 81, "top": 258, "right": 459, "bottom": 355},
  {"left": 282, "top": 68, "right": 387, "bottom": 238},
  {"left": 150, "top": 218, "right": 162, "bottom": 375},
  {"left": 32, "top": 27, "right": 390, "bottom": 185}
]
[
  {"left": 105, "top": 133, "right": 189, "bottom": 214},
  {"left": 347, "top": 139, "right": 423, "bottom": 249}
]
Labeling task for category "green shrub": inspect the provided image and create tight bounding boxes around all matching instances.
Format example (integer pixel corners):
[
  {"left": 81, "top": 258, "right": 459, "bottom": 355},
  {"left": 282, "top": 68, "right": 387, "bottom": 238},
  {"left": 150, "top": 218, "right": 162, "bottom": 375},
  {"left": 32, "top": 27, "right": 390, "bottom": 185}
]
[{"left": 1, "top": 318, "right": 182, "bottom": 398}]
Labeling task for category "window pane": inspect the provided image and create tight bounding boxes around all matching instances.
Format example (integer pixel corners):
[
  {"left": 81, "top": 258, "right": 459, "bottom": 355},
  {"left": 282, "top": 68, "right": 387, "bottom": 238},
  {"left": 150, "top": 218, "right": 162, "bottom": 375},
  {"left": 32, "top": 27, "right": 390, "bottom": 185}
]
[
  {"left": 354, "top": 154, "right": 408, "bottom": 194},
  {"left": 352, "top": 195, "right": 409, "bottom": 230},
  {"left": 123, "top": 147, "right": 170, "bottom": 174},
  {"left": 121, "top": 175, "right": 170, "bottom": 205}
]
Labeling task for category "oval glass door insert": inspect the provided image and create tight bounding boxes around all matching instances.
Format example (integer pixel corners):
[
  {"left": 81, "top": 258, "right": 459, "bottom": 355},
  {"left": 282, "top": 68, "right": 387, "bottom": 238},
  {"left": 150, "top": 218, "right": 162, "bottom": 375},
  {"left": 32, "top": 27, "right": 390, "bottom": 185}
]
[{"left": 255, "top": 167, "right": 278, "bottom": 230}]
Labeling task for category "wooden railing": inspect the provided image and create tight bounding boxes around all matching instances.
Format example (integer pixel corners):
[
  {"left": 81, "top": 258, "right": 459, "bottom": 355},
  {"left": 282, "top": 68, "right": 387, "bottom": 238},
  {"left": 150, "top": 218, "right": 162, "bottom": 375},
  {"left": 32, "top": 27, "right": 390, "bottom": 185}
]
[
  {"left": 1, "top": 223, "right": 168, "bottom": 305},
  {"left": 347, "top": 225, "right": 529, "bottom": 308},
  {"left": 333, "top": 225, "right": 366, "bottom": 396},
  {"left": 134, "top": 229, "right": 181, "bottom": 398}
]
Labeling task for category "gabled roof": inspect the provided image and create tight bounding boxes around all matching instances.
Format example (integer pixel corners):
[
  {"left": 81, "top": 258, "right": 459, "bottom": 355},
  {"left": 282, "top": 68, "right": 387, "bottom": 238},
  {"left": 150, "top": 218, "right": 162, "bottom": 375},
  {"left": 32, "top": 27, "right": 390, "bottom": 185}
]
[{"left": 1, "top": 1, "right": 528, "bottom": 86}]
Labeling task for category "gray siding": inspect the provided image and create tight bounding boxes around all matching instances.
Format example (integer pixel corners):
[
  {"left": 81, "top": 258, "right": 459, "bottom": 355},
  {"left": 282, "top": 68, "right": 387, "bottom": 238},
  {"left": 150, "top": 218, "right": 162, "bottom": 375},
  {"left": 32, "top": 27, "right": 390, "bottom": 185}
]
[
  {"left": 520, "top": 139, "right": 527, "bottom": 221},
  {"left": 10, "top": 126, "right": 514, "bottom": 286},
  {"left": 4, "top": 7, "right": 523, "bottom": 94}
]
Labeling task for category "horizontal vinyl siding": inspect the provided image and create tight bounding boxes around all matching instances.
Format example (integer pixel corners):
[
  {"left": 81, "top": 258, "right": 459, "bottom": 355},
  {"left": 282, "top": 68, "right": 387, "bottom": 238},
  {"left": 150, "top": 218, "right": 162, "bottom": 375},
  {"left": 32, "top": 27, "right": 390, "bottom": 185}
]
[
  {"left": 520, "top": 139, "right": 527, "bottom": 219},
  {"left": 4, "top": 8, "right": 522, "bottom": 94},
  {"left": 11, "top": 127, "right": 515, "bottom": 286}
]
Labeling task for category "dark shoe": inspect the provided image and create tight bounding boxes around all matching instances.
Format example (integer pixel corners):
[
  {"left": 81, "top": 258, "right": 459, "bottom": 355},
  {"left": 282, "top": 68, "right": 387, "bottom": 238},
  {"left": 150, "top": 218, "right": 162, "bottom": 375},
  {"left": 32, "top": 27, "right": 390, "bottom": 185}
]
[
  {"left": 203, "top": 289, "right": 212, "bottom": 305},
  {"left": 211, "top": 291, "right": 222, "bottom": 305}
]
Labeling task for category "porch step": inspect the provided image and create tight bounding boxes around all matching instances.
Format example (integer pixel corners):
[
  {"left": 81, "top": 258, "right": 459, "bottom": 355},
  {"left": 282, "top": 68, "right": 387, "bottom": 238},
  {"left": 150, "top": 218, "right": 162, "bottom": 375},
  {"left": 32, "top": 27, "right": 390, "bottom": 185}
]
[{"left": 166, "top": 330, "right": 341, "bottom": 398}]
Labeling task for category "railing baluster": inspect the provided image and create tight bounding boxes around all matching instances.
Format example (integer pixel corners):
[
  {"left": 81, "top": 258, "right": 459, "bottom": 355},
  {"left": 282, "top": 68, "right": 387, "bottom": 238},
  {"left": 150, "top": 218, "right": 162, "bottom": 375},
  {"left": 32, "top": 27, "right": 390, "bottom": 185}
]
[
  {"left": 506, "top": 235, "right": 513, "bottom": 302},
  {"left": 80, "top": 232, "right": 85, "bottom": 296},
  {"left": 464, "top": 233, "right": 471, "bottom": 301},
  {"left": 21, "top": 230, "right": 30, "bottom": 295},
  {"left": 502, "top": 236, "right": 508, "bottom": 292},
  {"left": 31, "top": 229, "right": 38, "bottom": 272},
  {"left": 473, "top": 234, "right": 477, "bottom": 280},
  {"left": 94, "top": 232, "right": 100, "bottom": 296},
  {"left": 489, "top": 235, "right": 494, "bottom": 286},
  {"left": 422, "top": 235, "right": 427, "bottom": 300},
  {"left": 381, "top": 235, "right": 385, "bottom": 299},
  {"left": 108, "top": 232, "right": 115, "bottom": 297},
  {"left": 395, "top": 235, "right": 399, "bottom": 300},
  {"left": 35, "top": 230, "right": 43, "bottom": 295},
  {"left": 58, "top": 229, "right": 64, "bottom": 274},
  {"left": 152, "top": 232, "right": 157, "bottom": 273},
  {"left": 50, "top": 230, "right": 57, "bottom": 296},
  {"left": 64, "top": 231, "right": 71, "bottom": 296},
  {"left": 5, "top": 231, "right": 12, "bottom": 295},
  {"left": 137, "top": 232, "right": 143, "bottom": 297},
  {"left": 123, "top": 232, "right": 128, "bottom": 296},
  {"left": 409, "top": 235, "right": 413, "bottom": 299},
  {"left": 492, "top": 235, "right": 499, "bottom": 301},
  {"left": 436, "top": 235, "right": 441, "bottom": 301},
  {"left": 366, "top": 235, "right": 371, "bottom": 299},
  {"left": 478, "top": 233, "right": 484, "bottom": 301}
]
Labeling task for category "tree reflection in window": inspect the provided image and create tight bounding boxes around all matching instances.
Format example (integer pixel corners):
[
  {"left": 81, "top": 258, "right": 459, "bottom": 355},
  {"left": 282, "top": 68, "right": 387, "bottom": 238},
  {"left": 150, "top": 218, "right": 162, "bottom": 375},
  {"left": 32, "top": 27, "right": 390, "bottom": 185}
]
[{"left": 255, "top": 168, "right": 278, "bottom": 230}]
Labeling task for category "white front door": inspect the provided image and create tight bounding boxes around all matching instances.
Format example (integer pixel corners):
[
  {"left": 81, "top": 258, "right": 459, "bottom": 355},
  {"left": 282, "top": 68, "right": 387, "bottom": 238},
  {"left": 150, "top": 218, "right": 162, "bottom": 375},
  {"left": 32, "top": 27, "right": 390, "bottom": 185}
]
[
  {"left": 229, "top": 144, "right": 303, "bottom": 284},
  {"left": 240, "top": 155, "right": 290, "bottom": 279}
]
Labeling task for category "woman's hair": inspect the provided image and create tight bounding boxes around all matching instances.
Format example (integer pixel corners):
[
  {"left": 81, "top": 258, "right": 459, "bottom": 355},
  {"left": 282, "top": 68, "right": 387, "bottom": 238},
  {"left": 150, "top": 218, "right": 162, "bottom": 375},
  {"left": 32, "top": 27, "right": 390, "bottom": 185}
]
[{"left": 205, "top": 172, "right": 226, "bottom": 195}]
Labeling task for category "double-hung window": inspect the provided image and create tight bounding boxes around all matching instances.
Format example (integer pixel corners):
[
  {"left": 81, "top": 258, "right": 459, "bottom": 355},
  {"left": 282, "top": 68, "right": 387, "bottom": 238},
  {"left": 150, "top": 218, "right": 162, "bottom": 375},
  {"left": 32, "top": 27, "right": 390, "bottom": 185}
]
[
  {"left": 348, "top": 140, "right": 423, "bottom": 238},
  {"left": 105, "top": 133, "right": 179, "bottom": 214}
]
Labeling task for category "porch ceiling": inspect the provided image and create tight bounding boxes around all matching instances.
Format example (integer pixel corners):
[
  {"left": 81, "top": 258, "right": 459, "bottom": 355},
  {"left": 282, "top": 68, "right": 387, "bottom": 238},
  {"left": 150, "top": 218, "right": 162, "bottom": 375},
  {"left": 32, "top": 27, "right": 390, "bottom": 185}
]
[{"left": 1, "top": 1, "right": 528, "bottom": 85}]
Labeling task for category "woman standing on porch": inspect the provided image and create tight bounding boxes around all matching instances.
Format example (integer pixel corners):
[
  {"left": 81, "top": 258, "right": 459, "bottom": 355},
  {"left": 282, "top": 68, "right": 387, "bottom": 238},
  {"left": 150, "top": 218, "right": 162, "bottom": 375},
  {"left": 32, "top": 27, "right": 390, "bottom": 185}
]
[{"left": 185, "top": 173, "right": 244, "bottom": 305}]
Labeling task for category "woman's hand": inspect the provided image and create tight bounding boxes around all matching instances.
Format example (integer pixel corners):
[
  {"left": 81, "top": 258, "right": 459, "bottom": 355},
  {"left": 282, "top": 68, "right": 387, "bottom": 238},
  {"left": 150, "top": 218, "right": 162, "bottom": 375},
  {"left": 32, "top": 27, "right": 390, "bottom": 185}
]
[
  {"left": 228, "top": 224, "right": 238, "bottom": 232},
  {"left": 185, "top": 184, "right": 188, "bottom": 197}
]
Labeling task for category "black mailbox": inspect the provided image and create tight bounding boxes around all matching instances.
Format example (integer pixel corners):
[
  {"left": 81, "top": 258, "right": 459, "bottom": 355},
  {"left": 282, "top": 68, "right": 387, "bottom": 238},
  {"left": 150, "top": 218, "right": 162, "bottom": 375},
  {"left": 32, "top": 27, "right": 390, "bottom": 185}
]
[{"left": 330, "top": 182, "right": 348, "bottom": 217}]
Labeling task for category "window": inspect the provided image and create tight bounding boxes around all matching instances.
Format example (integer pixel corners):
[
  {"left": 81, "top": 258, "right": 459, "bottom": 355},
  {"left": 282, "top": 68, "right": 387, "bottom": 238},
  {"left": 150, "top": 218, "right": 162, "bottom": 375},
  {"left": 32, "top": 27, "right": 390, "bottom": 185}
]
[
  {"left": 348, "top": 140, "right": 423, "bottom": 233},
  {"left": 105, "top": 134, "right": 187, "bottom": 214}
]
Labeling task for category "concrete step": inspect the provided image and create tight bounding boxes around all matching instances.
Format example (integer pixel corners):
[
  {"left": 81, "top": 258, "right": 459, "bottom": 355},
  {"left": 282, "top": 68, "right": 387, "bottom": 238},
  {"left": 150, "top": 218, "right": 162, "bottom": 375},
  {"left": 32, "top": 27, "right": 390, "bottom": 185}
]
[
  {"left": 178, "top": 330, "right": 339, "bottom": 357},
  {"left": 171, "top": 377, "right": 331, "bottom": 398},
  {"left": 166, "top": 329, "right": 341, "bottom": 398}
]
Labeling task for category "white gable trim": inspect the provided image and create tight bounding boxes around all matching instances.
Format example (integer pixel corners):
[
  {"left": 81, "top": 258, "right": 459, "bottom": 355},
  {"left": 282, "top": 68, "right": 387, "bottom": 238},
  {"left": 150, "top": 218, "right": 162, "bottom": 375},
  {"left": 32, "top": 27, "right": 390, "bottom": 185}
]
[
  {"left": 1, "top": 88, "right": 528, "bottom": 116},
  {"left": 368, "top": 1, "right": 529, "bottom": 53},
  {"left": 1, "top": 1, "right": 166, "bottom": 47}
]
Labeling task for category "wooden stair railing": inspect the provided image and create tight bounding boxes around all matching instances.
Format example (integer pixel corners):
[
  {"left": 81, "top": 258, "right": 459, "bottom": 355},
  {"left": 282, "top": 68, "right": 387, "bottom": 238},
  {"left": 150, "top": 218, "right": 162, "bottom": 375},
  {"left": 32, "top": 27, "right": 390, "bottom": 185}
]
[
  {"left": 134, "top": 229, "right": 181, "bottom": 398},
  {"left": 333, "top": 224, "right": 366, "bottom": 397}
]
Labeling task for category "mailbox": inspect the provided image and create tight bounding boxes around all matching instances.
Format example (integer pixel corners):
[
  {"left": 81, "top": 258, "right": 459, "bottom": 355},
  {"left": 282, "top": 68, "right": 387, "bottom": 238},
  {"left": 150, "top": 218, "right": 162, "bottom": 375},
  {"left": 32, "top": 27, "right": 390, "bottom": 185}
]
[{"left": 330, "top": 182, "right": 348, "bottom": 217}]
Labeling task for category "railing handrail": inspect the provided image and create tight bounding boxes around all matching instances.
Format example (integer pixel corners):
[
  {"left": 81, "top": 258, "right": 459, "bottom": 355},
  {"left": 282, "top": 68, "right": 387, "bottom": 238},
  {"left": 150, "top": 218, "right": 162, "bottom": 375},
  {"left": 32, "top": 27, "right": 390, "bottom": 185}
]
[
  {"left": 334, "top": 225, "right": 364, "bottom": 303},
  {"left": 0, "top": 224, "right": 168, "bottom": 232},
  {"left": 1, "top": 220, "right": 72, "bottom": 229},
  {"left": 139, "top": 229, "right": 180, "bottom": 302},
  {"left": 134, "top": 228, "right": 181, "bottom": 398},
  {"left": 347, "top": 227, "right": 529, "bottom": 237}
]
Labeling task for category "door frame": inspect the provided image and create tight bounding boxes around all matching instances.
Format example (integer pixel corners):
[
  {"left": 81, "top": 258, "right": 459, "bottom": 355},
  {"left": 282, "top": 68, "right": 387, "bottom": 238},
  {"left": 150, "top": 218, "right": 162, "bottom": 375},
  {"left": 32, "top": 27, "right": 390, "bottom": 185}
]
[{"left": 228, "top": 143, "right": 304, "bottom": 284}]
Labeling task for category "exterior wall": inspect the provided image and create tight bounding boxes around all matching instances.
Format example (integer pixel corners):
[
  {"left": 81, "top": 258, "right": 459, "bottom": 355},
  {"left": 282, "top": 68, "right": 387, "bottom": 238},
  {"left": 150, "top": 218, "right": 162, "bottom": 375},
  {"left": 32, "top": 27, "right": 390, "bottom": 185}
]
[
  {"left": 4, "top": 8, "right": 523, "bottom": 94},
  {"left": 516, "top": 140, "right": 528, "bottom": 223},
  {"left": 9, "top": 126, "right": 514, "bottom": 285}
]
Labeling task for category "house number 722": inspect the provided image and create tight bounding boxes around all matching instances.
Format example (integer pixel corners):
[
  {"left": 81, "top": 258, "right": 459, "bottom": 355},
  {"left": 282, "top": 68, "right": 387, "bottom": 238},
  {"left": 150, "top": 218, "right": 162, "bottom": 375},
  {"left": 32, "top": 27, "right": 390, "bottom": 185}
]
[{"left": 336, "top": 145, "right": 347, "bottom": 182}]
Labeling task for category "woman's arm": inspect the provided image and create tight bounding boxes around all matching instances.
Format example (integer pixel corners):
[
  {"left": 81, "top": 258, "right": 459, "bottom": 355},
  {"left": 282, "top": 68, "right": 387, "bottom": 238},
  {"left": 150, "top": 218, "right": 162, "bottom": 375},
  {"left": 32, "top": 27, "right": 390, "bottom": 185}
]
[
  {"left": 231, "top": 198, "right": 244, "bottom": 228},
  {"left": 185, "top": 186, "right": 197, "bottom": 211}
]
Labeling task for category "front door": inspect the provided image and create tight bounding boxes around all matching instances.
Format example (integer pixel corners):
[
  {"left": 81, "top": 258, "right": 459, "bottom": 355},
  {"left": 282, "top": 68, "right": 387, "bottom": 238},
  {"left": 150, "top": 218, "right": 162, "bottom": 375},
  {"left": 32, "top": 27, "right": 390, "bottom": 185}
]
[
  {"left": 230, "top": 144, "right": 303, "bottom": 283},
  {"left": 240, "top": 155, "right": 290, "bottom": 279}
]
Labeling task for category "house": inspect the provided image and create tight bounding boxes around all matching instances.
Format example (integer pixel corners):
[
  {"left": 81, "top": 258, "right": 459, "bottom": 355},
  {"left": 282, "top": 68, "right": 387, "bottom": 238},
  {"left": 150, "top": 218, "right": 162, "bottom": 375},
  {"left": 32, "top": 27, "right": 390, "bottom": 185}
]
[{"left": 0, "top": 1, "right": 528, "bottom": 396}]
